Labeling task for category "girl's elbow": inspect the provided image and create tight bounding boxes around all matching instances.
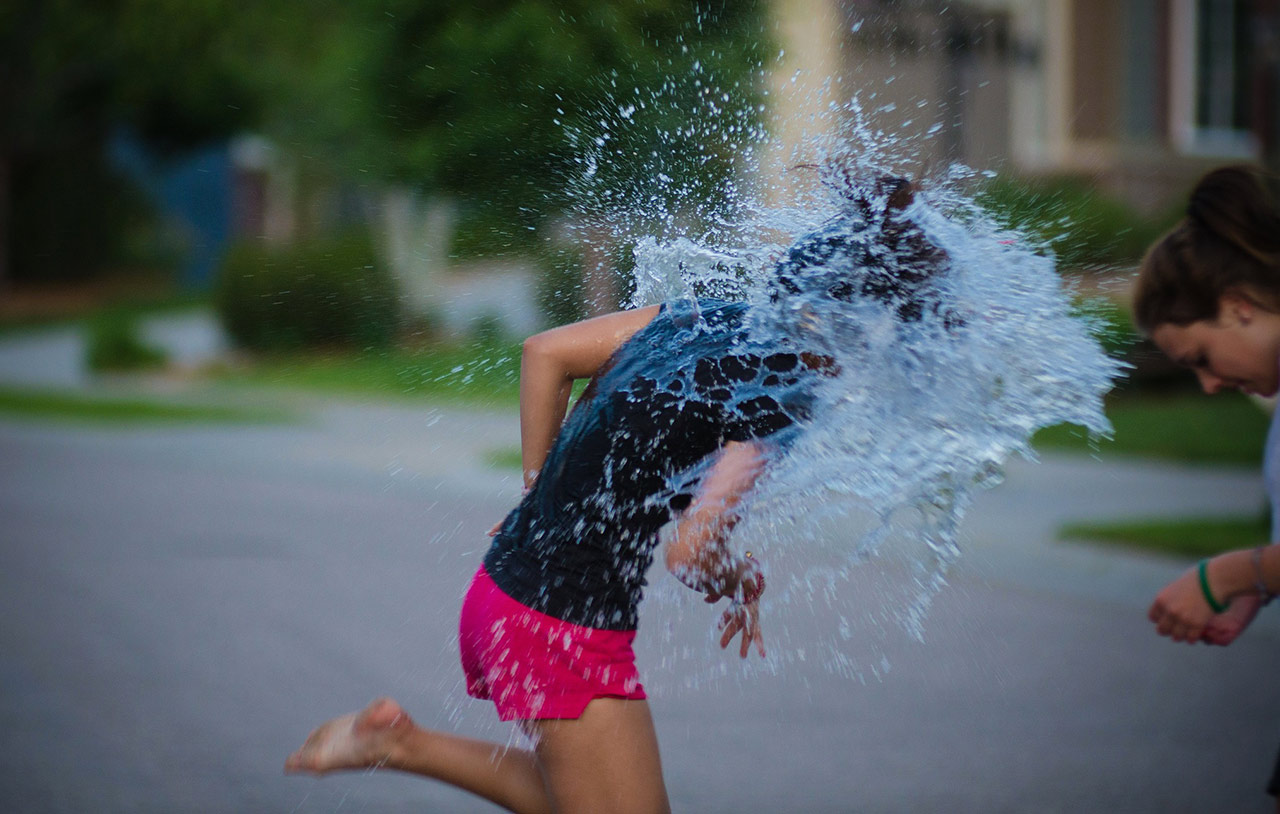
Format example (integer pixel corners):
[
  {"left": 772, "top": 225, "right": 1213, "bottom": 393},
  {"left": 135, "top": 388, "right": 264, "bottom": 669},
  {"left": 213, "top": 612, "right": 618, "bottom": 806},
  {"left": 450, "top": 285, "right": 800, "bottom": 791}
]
[
  {"left": 522, "top": 331, "right": 553, "bottom": 361},
  {"left": 665, "top": 536, "right": 698, "bottom": 577},
  {"left": 664, "top": 541, "right": 686, "bottom": 574}
]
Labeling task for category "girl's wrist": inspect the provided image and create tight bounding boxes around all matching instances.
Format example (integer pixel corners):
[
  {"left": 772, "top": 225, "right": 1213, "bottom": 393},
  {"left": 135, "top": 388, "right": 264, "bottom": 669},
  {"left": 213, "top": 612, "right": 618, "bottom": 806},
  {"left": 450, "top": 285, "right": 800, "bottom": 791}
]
[
  {"left": 1254, "top": 544, "right": 1277, "bottom": 603},
  {"left": 734, "top": 552, "right": 764, "bottom": 604},
  {"left": 1207, "top": 548, "right": 1268, "bottom": 604}
]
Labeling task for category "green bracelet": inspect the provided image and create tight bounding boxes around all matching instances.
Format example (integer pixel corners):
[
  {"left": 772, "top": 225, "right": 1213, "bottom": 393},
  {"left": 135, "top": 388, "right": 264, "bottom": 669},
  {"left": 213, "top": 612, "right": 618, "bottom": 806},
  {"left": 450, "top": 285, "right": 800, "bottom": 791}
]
[{"left": 1198, "top": 560, "right": 1228, "bottom": 613}]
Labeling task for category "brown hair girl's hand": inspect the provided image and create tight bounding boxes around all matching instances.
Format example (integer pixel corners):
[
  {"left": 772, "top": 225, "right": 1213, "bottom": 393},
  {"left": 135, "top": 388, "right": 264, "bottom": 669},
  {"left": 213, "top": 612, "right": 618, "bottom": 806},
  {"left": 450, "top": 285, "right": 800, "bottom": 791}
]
[{"left": 1147, "top": 565, "right": 1216, "bottom": 643}]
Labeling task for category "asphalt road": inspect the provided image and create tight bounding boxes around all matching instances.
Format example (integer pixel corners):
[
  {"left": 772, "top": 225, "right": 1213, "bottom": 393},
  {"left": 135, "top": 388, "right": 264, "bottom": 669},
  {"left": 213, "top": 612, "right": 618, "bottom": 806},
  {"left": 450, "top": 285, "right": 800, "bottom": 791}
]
[{"left": 2, "top": 400, "right": 1278, "bottom": 813}]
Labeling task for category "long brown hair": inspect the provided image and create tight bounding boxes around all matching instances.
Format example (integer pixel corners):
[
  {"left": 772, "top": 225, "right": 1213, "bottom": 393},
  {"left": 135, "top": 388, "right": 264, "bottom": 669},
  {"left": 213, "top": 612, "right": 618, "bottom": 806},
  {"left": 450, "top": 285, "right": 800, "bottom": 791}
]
[{"left": 1132, "top": 165, "right": 1280, "bottom": 332}]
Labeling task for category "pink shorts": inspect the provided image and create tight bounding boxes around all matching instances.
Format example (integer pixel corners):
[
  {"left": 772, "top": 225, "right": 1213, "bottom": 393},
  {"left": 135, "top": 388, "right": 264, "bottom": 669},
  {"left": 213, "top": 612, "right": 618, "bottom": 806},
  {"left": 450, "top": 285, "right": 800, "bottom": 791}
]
[{"left": 458, "top": 565, "right": 646, "bottom": 721}]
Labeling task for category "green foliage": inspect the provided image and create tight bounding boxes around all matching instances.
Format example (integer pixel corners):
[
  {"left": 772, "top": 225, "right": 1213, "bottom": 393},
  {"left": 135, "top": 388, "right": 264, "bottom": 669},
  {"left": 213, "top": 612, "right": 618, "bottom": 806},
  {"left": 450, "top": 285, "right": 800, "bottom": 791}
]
[
  {"left": 270, "top": 1, "right": 770, "bottom": 242},
  {"left": 106, "top": 0, "right": 282, "bottom": 153},
  {"left": 448, "top": 202, "right": 544, "bottom": 261},
  {"left": 1060, "top": 512, "right": 1270, "bottom": 559},
  {"left": 0, "top": 0, "right": 270, "bottom": 153},
  {"left": 485, "top": 446, "right": 525, "bottom": 471},
  {"left": 469, "top": 313, "right": 508, "bottom": 347},
  {"left": 977, "top": 175, "right": 1177, "bottom": 268},
  {"left": 216, "top": 343, "right": 524, "bottom": 405},
  {"left": 0, "top": 386, "right": 286, "bottom": 424},
  {"left": 215, "top": 232, "right": 400, "bottom": 351},
  {"left": 1, "top": 0, "right": 292, "bottom": 281},
  {"left": 85, "top": 311, "right": 167, "bottom": 371},
  {"left": 1071, "top": 297, "right": 1139, "bottom": 359},
  {"left": 3, "top": 1, "right": 770, "bottom": 286}
]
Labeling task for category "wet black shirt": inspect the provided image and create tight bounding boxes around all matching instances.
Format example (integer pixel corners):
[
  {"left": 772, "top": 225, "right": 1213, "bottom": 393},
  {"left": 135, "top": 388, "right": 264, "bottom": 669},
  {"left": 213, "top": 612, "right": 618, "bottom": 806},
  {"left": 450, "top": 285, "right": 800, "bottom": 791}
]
[{"left": 482, "top": 299, "right": 821, "bottom": 630}]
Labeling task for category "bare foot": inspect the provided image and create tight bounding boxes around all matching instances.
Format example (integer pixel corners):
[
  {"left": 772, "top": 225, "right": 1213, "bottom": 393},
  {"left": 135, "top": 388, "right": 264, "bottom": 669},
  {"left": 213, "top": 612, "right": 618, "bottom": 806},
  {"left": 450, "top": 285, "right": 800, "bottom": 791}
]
[{"left": 285, "top": 697, "right": 412, "bottom": 775}]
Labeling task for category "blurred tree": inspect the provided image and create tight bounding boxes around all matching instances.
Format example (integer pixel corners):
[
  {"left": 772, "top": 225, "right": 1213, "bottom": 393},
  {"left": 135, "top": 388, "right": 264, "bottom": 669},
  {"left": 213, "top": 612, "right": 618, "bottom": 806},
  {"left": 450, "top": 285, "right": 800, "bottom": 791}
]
[
  {"left": 269, "top": 0, "right": 769, "bottom": 248},
  {"left": 0, "top": 0, "right": 287, "bottom": 289},
  {"left": 1, "top": 0, "right": 766, "bottom": 295}
]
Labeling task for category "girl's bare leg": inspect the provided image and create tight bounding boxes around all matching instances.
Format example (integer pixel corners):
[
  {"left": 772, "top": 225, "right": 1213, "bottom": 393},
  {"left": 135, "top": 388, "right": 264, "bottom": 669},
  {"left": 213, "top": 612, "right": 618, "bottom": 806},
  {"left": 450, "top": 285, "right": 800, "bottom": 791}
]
[
  {"left": 286, "top": 696, "right": 668, "bottom": 814},
  {"left": 525, "top": 698, "right": 670, "bottom": 814},
  {"left": 285, "top": 698, "right": 552, "bottom": 814}
]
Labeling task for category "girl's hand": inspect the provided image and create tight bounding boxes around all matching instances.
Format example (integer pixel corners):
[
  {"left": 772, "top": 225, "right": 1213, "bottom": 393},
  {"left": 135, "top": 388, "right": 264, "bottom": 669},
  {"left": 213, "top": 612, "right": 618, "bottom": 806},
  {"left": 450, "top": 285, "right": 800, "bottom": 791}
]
[
  {"left": 711, "top": 558, "right": 766, "bottom": 658},
  {"left": 1202, "top": 593, "right": 1265, "bottom": 646},
  {"left": 1148, "top": 565, "right": 1216, "bottom": 643},
  {"left": 718, "top": 598, "right": 765, "bottom": 659}
]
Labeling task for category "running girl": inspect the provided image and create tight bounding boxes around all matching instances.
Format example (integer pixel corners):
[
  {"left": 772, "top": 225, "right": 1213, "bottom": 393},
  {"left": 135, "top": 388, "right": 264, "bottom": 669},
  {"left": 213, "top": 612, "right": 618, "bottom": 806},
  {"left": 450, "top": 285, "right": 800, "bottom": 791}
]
[{"left": 285, "top": 178, "right": 950, "bottom": 813}]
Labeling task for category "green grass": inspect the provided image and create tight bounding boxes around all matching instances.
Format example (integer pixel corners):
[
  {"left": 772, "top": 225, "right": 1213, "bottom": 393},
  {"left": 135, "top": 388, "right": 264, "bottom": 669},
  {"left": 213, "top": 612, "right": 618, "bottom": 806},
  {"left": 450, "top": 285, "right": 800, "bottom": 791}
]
[
  {"left": 1034, "top": 390, "right": 1270, "bottom": 466},
  {"left": 214, "top": 343, "right": 524, "bottom": 405},
  {"left": 485, "top": 446, "right": 524, "bottom": 471},
  {"left": 0, "top": 387, "right": 289, "bottom": 425},
  {"left": 213, "top": 343, "right": 602, "bottom": 409},
  {"left": 1060, "top": 513, "right": 1270, "bottom": 559}
]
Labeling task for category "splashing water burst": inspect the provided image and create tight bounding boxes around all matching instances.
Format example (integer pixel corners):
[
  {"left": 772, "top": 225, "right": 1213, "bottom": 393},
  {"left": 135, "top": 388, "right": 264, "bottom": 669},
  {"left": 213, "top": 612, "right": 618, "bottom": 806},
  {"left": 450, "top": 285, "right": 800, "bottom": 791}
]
[{"left": 551, "top": 66, "right": 1122, "bottom": 685}]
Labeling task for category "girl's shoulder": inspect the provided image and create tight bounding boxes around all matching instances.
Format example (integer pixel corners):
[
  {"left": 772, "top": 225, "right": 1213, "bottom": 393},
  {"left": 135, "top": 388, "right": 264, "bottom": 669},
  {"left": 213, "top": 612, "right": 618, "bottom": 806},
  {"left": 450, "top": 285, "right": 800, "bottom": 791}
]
[{"left": 657, "top": 297, "right": 749, "bottom": 330}]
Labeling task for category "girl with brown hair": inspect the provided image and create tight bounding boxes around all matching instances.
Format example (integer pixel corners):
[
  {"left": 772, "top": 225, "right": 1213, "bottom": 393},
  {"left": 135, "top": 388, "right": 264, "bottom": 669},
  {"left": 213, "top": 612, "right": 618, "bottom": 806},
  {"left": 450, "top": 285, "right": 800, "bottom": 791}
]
[{"left": 1135, "top": 164, "right": 1280, "bottom": 807}]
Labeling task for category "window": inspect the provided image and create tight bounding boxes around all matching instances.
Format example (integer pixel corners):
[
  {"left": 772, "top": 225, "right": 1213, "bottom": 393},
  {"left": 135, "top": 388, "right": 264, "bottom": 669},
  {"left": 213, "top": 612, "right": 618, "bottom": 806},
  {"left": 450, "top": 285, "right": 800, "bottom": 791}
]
[{"left": 1172, "top": 0, "right": 1257, "bottom": 156}]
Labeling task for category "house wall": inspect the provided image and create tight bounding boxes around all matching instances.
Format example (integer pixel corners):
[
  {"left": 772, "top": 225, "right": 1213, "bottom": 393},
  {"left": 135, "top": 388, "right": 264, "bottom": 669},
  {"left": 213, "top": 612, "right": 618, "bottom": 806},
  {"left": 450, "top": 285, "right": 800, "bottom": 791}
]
[
  {"left": 764, "top": 0, "right": 1266, "bottom": 212},
  {"left": 762, "top": 0, "right": 1020, "bottom": 190},
  {"left": 1007, "top": 0, "right": 1257, "bottom": 206}
]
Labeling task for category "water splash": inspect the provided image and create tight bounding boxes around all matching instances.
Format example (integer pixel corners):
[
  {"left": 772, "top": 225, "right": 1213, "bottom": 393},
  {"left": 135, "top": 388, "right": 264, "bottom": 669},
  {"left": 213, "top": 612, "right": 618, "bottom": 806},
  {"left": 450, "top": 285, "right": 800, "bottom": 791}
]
[{"left": 550, "top": 69, "right": 1122, "bottom": 685}]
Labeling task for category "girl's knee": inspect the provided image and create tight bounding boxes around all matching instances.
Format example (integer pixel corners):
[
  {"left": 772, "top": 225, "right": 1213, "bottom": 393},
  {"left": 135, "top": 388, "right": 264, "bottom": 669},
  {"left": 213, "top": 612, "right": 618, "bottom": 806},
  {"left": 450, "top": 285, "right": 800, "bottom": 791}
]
[{"left": 528, "top": 699, "right": 669, "bottom": 814}]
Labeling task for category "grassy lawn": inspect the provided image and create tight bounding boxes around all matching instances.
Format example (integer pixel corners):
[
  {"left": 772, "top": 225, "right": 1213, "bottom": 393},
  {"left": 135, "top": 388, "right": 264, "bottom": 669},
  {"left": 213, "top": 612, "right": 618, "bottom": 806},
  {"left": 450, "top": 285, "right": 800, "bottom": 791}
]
[
  {"left": 215, "top": 343, "right": 524, "bottom": 406},
  {"left": 485, "top": 447, "right": 524, "bottom": 471},
  {"left": 1044, "top": 390, "right": 1272, "bottom": 558},
  {"left": 1060, "top": 512, "right": 1270, "bottom": 559},
  {"left": 0, "top": 386, "right": 289, "bottom": 425},
  {"left": 1033, "top": 390, "right": 1270, "bottom": 466}
]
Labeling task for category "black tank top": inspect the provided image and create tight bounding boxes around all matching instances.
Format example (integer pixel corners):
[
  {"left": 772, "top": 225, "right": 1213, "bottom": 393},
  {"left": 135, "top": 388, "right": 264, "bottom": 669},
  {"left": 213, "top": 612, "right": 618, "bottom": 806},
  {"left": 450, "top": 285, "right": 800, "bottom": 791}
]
[{"left": 482, "top": 299, "right": 822, "bottom": 630}]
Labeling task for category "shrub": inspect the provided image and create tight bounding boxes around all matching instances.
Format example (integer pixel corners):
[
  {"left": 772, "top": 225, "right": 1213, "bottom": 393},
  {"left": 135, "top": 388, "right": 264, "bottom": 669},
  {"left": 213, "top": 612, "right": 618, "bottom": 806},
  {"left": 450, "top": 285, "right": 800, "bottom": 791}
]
[
  {"left": 85, "top": 312, "right": 168, "bottom": 372},
  {"left": 215, "top": 231, "right": 399, "bottom": 351},
  {"left": 1073, "top": 296, "right": 1196, "bottom": 390},
  {"left": 1073, "top": 298, "right": 1139, "bottom": 358},
  {"left": 976, "top": 175, "right": 1174, "bottom": 269},
  {"left": 469, "top": 313, "right": 508, "bottom": 348}
]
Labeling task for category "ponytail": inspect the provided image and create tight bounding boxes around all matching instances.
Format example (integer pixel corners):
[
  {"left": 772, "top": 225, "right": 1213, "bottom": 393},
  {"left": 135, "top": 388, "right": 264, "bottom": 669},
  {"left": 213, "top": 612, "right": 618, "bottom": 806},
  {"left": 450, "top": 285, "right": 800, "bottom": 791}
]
[
  {"left": 1185, "top": 167, "right": 1280, "bottom": 267},
  {"left": 1134, "top": 166, "right": 1280, "bottom": 333}
]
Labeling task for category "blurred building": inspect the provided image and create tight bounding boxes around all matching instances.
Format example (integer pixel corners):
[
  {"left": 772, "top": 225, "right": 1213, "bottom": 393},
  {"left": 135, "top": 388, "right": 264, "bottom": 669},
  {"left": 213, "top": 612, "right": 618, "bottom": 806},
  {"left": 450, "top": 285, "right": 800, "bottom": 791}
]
[{"left": 769, "top": 0, "right": 1277, "bottom": 208}]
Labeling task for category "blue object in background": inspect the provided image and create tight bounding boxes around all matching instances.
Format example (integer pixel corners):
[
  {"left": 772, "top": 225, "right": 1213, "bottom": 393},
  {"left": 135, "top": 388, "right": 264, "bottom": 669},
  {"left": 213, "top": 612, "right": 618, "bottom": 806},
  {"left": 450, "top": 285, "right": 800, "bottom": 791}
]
[{"left": 110, "top": 130, "right": 232, "bottom": 291}]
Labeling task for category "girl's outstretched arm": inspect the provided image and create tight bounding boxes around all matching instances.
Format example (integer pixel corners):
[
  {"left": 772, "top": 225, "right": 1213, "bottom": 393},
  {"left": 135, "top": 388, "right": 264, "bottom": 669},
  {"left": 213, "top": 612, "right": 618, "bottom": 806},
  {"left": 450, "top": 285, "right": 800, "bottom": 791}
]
[
  {"left": 517, "top": 305, "right": 661, "bottom": 490},
  {"left": 665, "top": 440, "right": 770, "bottom": 658}
]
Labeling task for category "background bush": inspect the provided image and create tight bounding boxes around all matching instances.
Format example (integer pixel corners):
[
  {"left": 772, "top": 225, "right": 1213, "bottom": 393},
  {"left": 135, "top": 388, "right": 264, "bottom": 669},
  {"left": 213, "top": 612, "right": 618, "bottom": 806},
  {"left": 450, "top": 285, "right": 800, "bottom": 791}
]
[
  {"left": 977, "top": 175, "right": 1177, "bottom": 269},
  {"left": 85, "top": 311, "right": 168, "bottom": 372},
  {"left": 215, "top": 231, "right": 399, "bottom": 351}
]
